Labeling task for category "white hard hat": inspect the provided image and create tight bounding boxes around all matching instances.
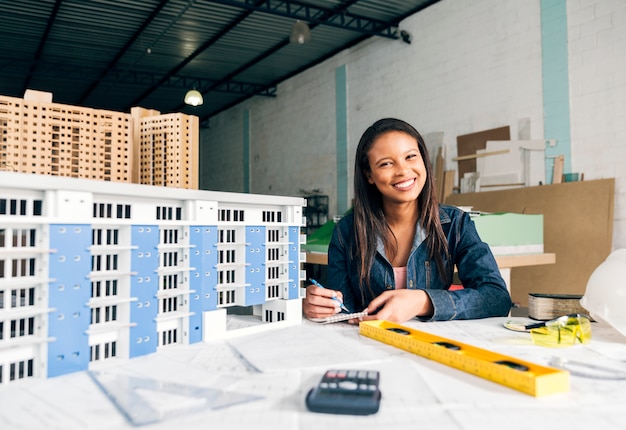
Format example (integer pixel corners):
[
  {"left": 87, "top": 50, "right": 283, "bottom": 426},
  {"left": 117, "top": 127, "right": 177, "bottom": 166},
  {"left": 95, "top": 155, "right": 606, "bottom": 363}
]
[{"left": 580, "top": 249, "right": 626, "bottom": 337}]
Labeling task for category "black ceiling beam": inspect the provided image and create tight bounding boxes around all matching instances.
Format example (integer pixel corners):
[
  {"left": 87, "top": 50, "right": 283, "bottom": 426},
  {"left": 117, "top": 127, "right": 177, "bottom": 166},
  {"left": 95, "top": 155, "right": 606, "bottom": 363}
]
[
  {"left": 199, "top": 0, "right": 443, "bottom": 123},
  {"left": 76, "top": 0, "right": 171, "bottom": 105},
  {"left": 131, "top": 72, "right": 277, "bottom": 96},
  {"left": 196, "top": 0, "right": 365, "bottom": 125},
  {"left": 207, "top": 0, "right": 400, "bottom": 39},
  {"left": 20, "top": 0, "right": 63, "bottom": 95},
  {"left": 168, "top": 0, "right": 286, "bottom": 113},
  {"left": 126, "top": 1, "right": 267, "bottom": 110},
  {"left": 2, "top": 58, "right": 275, "bottom": 97},
  {"left": 136, "top": 0, "right": 399, "bottom": 117}
]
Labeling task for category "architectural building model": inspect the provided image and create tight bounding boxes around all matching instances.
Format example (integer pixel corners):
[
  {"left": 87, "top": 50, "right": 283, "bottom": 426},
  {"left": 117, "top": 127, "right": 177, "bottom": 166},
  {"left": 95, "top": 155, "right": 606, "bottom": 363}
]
[
  {"left": 0, "top": 90, "right": 199, "bottom": 189},
  {"left": 0, "top": 171, "right": 306, "bottom": 385}
]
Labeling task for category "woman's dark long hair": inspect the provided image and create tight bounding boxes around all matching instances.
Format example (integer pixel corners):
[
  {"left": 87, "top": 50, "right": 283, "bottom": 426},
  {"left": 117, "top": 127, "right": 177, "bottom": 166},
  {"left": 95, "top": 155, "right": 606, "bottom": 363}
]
[{"left": 353, "top": 118, "right": 449, "bottom": 291}]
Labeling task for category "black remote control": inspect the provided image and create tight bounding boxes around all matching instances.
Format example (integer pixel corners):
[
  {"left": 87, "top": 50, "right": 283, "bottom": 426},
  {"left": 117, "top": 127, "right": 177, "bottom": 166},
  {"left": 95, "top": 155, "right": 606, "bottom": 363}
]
[{"left": 305, "top": 369, "right": 381, "bottom": 415}]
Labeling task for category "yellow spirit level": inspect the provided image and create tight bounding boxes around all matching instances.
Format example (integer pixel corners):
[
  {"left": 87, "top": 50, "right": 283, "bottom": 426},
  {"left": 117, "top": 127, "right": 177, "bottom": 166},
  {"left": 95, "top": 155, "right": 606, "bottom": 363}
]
[{"left": 359, "top": 320, "right": 569, "bottom": 397}]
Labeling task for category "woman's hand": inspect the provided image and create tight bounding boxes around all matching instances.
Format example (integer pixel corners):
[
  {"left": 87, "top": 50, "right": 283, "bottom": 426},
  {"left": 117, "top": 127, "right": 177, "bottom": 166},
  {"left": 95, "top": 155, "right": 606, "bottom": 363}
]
[
  {"left": 360, "top": 289, "right": 433, "bottom": 323},
  {"left": 302, "top": 284, "right": 345, "bottom": 319}
]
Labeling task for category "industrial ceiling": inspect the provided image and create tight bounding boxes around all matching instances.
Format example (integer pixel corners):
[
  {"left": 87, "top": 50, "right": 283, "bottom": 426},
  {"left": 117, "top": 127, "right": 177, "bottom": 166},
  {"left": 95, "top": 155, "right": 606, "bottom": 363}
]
[{"left": 0, "top": 0, "right": 439, "bottom": 126}]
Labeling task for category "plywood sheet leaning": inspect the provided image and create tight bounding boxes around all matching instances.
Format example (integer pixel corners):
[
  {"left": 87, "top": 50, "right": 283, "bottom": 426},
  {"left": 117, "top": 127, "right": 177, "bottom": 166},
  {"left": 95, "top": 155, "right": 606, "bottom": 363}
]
[
  {"left": 442, "top": 170, "right": 455, "bottom": 202},
  {"left": 446, "top": 179, "right": 615, "bottom": 306},
  {"left": 552, "top": 155, "right": 565, "bottom": 184},
  {"left": 435, "top": 146, "right": 445, "bottom": 201}
]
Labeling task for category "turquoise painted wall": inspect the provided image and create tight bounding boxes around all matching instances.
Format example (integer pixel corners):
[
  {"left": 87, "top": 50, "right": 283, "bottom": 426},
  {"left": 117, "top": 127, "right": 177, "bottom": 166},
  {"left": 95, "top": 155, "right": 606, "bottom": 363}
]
[
  {"left": 335, "top": 65, "right": 348, "bottom": 214},
  {"left": 541, "top": 0, "right": 572, "bottom": 182}
]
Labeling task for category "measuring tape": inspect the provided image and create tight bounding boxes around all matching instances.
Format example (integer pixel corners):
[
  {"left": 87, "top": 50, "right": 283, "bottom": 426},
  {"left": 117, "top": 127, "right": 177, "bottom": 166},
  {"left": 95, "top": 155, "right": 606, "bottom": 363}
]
[{"left": 359, "top": 320, "right": 569, "bottom": 397}]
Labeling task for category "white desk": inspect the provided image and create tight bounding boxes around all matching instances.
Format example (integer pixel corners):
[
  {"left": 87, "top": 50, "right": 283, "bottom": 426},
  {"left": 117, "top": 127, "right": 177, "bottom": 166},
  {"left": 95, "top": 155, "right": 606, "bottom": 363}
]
[{"left": 2, "top": 316, "right": 625, "bottom": 430}]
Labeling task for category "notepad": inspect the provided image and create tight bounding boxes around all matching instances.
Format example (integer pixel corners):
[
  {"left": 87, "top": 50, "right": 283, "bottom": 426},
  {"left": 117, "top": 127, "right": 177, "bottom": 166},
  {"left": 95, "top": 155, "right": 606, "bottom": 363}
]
[{"left": 307, "top": 310, "right": 368, "bottom": 324}]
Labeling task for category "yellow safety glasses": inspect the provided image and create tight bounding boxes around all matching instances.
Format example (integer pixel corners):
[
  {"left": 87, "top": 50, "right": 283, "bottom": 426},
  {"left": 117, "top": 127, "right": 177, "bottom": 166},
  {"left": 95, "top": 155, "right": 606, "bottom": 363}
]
[{"left": 530, "top": 314, "right": 592, "bottom": 348}]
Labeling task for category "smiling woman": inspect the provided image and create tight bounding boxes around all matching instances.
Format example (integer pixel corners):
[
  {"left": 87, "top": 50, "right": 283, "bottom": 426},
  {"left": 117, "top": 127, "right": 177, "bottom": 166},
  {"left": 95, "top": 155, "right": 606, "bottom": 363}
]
[
  {"left": 302, "top": 118, "right": 512, "bottom": 323},
  {"left": 365, "top": 130, "right": 427, "bottom": 210},
  {"left": 363, "top": 130, "right": 428, "bottom": 269}
]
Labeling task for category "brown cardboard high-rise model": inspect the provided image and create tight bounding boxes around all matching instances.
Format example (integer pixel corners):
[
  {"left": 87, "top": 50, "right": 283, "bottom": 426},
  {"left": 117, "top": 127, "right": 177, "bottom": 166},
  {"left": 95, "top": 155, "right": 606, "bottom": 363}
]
[{"left": 1, "top": 91, "right": 199, "bottom": 189}]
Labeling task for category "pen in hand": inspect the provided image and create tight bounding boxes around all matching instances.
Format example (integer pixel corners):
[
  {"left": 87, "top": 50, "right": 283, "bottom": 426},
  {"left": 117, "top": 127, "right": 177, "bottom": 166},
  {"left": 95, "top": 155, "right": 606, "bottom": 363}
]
[{"left": 309, "top": 278, "right": 351, "bottom": 313}]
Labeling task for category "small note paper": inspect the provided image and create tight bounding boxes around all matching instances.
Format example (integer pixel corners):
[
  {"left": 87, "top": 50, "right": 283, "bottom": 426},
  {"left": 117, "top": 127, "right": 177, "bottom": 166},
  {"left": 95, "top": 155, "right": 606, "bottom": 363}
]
[{"left": 307, "top": 310, "right": 368, "bottom": 324}]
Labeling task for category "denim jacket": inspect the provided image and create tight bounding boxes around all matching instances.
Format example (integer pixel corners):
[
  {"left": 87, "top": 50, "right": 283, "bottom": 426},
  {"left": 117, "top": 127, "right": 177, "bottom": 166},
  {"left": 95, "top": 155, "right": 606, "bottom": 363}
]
[{"left": 327, "top": 205, "right": 512, "bottom": 320}]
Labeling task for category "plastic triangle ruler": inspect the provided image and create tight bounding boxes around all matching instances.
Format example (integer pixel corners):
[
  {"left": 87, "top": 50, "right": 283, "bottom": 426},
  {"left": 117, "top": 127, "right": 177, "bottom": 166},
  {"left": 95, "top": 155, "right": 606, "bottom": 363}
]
[
  {"left": 359, "top": 320, "right": 569, "bottom": 397},
  {"left": 88, "top": 370, "right": 262, "bottom": 426}
]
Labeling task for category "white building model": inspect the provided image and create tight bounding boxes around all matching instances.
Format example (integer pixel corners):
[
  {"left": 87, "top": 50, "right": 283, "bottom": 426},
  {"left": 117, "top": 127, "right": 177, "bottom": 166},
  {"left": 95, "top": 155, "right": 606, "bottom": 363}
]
[{"left": 0, "top": 171, "right": 306, "bottom": 385}]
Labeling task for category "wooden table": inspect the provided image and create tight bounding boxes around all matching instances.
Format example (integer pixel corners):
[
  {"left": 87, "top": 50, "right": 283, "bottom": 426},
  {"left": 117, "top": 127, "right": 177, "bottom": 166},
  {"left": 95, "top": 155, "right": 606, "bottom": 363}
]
[
  {"left": 491, "top": 252, "right": 556, "bottom": 292},
  {"left": 305, "top": 251, "right": 556, "bottom": 293}
]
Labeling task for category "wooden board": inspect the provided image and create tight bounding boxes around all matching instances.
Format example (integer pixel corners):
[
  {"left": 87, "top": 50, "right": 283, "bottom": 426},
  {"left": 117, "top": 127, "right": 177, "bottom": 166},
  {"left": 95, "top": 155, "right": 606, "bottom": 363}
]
[
  {"left": 446, "top": 179, "right": 615, "bottom": 306},
  {"left": 434, "top": 147, "right": 445, "bottom": 201},
  {"left": 442, "top": 170, "right": 455, "bottom": 202},
  {"left": 552, "top": 155, "right": 564, "bottom": 184}
]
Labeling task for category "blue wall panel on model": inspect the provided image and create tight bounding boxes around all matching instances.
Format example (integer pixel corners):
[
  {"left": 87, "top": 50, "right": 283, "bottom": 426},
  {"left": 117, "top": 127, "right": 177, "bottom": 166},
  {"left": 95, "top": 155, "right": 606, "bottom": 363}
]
[
  {"left": 129, "top": 225, "right": 159, "bottom": 358},
  {"left": 188, "top": 225, "right": 218, "bottom": 343},
  {"left": 245, "top": 226, "right": 266, "bottom": 306},
  {"left": 47, "top": 224, "right": 92, "bottom": 377},
  {"left": 288, "top": 226, "right": 301, "bottom": 299}
]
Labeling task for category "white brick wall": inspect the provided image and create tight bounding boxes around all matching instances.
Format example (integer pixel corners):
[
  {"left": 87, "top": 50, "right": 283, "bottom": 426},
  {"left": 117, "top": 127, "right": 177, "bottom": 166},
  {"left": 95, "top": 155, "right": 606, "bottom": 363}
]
[
  {"left": 567, "top": 0, "right": 626, "bottom": 249},
  {"left": 201, "top": 0, "right": 626, "bottom": 249}
]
